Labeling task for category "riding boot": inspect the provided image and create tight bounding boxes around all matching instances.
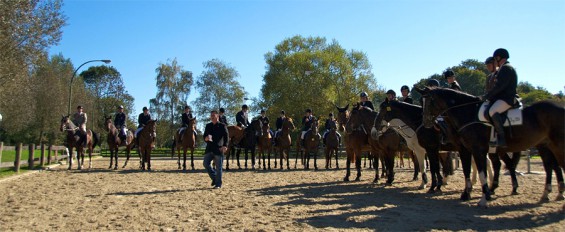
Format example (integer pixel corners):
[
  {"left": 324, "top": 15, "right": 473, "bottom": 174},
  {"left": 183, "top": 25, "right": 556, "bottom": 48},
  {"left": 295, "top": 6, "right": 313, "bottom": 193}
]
[
  {"left": 490, "top": 113, "right": 507, "bottom": 148},
  {"left": 437, "top": 121, "right": 449, "bottom": 145}
]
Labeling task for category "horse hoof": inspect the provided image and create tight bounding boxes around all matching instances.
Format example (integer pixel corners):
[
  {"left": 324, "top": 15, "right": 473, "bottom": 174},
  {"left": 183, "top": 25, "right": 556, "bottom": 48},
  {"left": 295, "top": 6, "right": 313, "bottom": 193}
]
[
  {"left": 355, "top": 177, "right": 361, "bottom": 181},
  {"left": 512, "top": 191, "right": 519, "bottom": 196},
  {"left": 539, "top": 197, "right": 550, "bottom": 203},
  {"left": 555, "top": 195, "right": 565, "bottom": 201},
  {"left": 427, "top": 188, "right": 436, "bottom": 194},
  {"left": 460, "top": 192, "right": 471, "bottom": 201},
  {"left": 344, "top": 177, "right": 350, "bottom": 182},
  {"left": 372, "top": 179, "right": 378, "bottom": 183},
  {"left": 385, "top": 182, "right": 392, "bottom": 186},
  {"left": 114, "top": 167, "right": 118, "bottom": 170},
  {"left": 108, "top": 166, "right": 112, "bottom": 169}
]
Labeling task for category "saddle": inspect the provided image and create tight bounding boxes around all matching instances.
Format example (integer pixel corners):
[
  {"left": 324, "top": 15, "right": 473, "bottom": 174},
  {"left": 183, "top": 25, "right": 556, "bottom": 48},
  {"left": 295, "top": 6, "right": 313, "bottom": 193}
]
[{"left": 478, "top": 96, "right": 523, "bottom": 127}]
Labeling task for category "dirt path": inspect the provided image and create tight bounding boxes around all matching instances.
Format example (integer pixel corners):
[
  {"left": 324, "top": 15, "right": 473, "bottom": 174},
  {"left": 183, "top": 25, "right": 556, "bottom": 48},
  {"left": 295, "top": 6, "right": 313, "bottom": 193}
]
[{"left": 0, "top": 157, "right": 563, "bottom": 231}]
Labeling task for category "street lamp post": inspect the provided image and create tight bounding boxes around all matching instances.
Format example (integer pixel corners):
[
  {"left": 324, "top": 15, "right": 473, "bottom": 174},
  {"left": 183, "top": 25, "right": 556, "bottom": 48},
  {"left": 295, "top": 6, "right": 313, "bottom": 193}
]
[{"left": 67, "top": 59, "right": 111, "bottom": 116}]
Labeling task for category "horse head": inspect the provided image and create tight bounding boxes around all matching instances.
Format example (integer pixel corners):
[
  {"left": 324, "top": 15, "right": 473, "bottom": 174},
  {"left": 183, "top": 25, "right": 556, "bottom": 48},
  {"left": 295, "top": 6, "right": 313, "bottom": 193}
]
[
  {"left": 345, "top": 106, "right": 374, "bottom": 134},
  {"left": 311, "top": 118, "right": 319, "bottom": 134},
  {"left": 104, "top": 116, "right": 113, "bottom": 132},
  {"left": 189, "top": 117, "right": 197, "bottom": 129},
  {"left": 250, "top": 118, "right": 263, "bottom": 137},
  {"left": 60, "top": 115, "right": 73, "bottom": 132},
  {"left": 415, "top": 86, "right": 480, "bottom": 129},
  {"left": 336, "top": 104, "right": 349, "bottom": 132},
  {"left": 145, "top": 119, "right": 157, "bottom": 137},
  {"left": 283, "top": 117, "right": 295, "bottom": 131}
]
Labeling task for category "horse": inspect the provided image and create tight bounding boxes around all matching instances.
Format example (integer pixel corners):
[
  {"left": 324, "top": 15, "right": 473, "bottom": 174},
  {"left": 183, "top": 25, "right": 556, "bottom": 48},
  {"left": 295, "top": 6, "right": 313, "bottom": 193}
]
[
  {"left": 137, "top": 119, "right": 157, "bottom": 171},
  {"left": 59, "top": 116, "right": 99, "bottom": 170},
  {"left": 416, "top": 87, "right": 565, "bottom": 206},
  {"left": 374, "top": 99, "right": 523, "bottom": 195},
  {"left": 274, "top": 117, "right": 295, "bottom": 170},
  {"left": 104, "top": 117, "right": 134, "bottom": 170},
  {"left": 347, "top": 105, "right": 429, "bottom": 188},
  {"left": 257, "top": 123, "right": 273, "bottom": 170},
  {"left": 172, "top": 117, "right": 197, "bottom": 171},
  {"left": 231, "top": 119, "right": 263, "bottom": 169},
  {"left": 301, "top": 118, "right": 321, "bottom": 170},
  {"left": 226, "top": 125, "right": 244, "bottom": 170},
  {"left": 324, "top": 120, "right": 340, "bottom": 169}
]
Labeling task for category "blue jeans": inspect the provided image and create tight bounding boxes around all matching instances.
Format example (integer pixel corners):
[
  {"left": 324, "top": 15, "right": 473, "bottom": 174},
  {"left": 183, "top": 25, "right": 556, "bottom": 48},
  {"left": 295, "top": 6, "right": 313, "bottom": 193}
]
[{"left": 203, "top": 152, "right": 224, "bottom": 187}]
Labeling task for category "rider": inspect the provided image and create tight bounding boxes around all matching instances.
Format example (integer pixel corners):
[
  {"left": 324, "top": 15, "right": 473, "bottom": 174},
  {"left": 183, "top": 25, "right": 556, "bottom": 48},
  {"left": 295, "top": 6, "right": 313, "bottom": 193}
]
[
  {"left": 219, "top": 107, "right": 228, "bottom": 125},
  {"left": 274, "top": 110, "right": 286, "bottom": 145},
  {"left": 72, "top": 105, "right": 88, "bottom": 147},
  {"left": 135, "top": 106, "right": 152, "bottom": 140},
  {"left": 359, "top": 91, "right": 375, "bottom": 110},
  {"left": 323, "top": 113, "right": 341, "bottom": 146},
  {"left": 480, "top": 48, "right": 518, "bottom": 148},
  {"left": 258, "top": 109, "right": 272, "bottom": 138},
  {"left": 443, "top": 69, "right": 462, "bottom": 91},
  {"left": 114, "top": 105, "right": 128, "bottom": 145},
  {"left": 300, "top": 108, "right": 316, "bottom": 146},
  {"left": 386, "top": 89, "right": 397, "bottom": 102},
  {"left": 484, "top": 56, "right": 496, "bottom": 92},
  {"left": 179, "top": 106, "right": 196, "bottom": 142},
  {"left": 400, "top": 85, "right": 413, "bottom": 104},
  {"left": 236, "top": 104, "right": 250, "bottom": 128}
]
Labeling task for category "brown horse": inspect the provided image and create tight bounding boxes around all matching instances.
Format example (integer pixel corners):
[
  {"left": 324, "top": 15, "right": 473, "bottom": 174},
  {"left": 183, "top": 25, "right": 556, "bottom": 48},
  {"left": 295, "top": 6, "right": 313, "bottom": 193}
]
[
  {"left": 324, "top": 121, "right": 340, "bottom": 169},
  {"left": 226, "top": 125, "right": 244, "bottom": 170},
  {"left": 257, "top": 123, "right": 272, "bottom": 170},
  {"left": 137, "top": 119, "right": 157, "bottom": 171},
  {"left": 417, "top": 87, "right": 565, "bottom": 206},
  {"left": 104, "top": 117, "right": 134, "bottom": 170},
  {"left": 301, "top": 118, "right": 321, "bottom": 170},
  {"left": 60, "top": 116, "right": 99, "bottom": 170},
  {"left": 172, "top": 117, "right": 197, "bottom": 171},
  {"left": 274, "top": 117, "right": 295, "bottom": 170}
]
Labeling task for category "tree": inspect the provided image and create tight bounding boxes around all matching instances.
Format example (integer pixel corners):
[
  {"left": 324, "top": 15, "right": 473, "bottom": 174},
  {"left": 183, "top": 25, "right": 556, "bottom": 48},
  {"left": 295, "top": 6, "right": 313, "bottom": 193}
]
[
  {"left": 517, "top": 82, "right": 558, "bottom": 106},
  {"left": 192, "top": 59, "right": 247, "bottom": 124},
  {"left": 79, "top": 66, "right": 135, "bottom": 132},
  {"left": 150, "top": 58, "right": 193, "bottom": 146},
  {"left": 261, "top": 36, "right": 376, "bottom": 122}
]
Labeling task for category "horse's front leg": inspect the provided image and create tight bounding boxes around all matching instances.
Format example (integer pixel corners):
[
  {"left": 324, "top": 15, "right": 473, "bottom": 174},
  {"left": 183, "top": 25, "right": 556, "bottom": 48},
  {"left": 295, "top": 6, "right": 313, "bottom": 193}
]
[
  {"left": 474, "top": 151, "right": 491, "bottom": 208},
  {"left": 459, "top": 148, "right": 473, "bottom": 201},
  {"left": 109, "top": 149, "right": 114, "bottom": 169},
  {"left": 190, "top": 148, "right": 195, "bottom": 170},
  {"left": 182, "top": 148, "right": 188, "bottom": 171},
  {"left": 68, "top": 147, "right": 73, "bottom": 170},
  {"left": 344, "top": 154, "right": 351, "bottom": 182},
  {"left": 355, "top": 152, "right": 362, "bottom": 181}
]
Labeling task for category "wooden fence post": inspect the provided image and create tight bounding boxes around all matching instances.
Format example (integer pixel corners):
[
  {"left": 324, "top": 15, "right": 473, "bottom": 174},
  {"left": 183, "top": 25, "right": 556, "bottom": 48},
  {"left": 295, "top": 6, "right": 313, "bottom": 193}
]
[
  {"left": 14, "top": 143, "right": 22, "bottom": 172},
  {"left": 40, "top": 143, "right": 45, "bottom": 167},
  {"left": 0, "top": 142, "right": 3, "bottom": 166},
  {"left": 48, "top": 145, "right": 52, "bottom": 165},
  {"left": 28, "top": 143, "right": 35, "bottom": 169},
  {"left": 54, "top": 149, "right": 58, "bottom": 162}
]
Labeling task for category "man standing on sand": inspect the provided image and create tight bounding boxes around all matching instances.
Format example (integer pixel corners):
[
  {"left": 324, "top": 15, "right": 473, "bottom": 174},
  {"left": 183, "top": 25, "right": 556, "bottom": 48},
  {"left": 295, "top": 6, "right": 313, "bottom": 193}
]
[{"left": 203, "top": 110, "right": 229, "bottom": 189}]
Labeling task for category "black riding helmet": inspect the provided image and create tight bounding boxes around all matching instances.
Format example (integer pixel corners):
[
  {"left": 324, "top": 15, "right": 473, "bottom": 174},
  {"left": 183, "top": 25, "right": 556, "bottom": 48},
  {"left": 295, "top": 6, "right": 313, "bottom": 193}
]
[
  {"left": 485, "top": 56, "right": 494, "bottom": 64},
  {"left": 242, "top": 104, "right": 248, "bottom": 110},
  {"left": 426, "top": 79, "right": 440, "bottom": 87},
  {"left": 493, "top": 48, "right": 509, "bottom": 59},
  {"left": 305, "top": 108, "right": 312, "bottom": 113},
  {"left": 386, "top": 89, "right": 396, "bottom": 96},
  {"left": 329, "top": 113, "right": 334, "bottom": 117},
  {"left": 219, "top": 108, "right": 225, "bottom": 113},
  {"left": 360, "top": 92, "right": 368, "bottom": 98},
  {"left": 280, "top": 110, "right": 285, "bottom": 115},
  {"left": 184, "top": 105, "right": 190, "bottom": 110},
  {"left": 400, "top": 85, "right": 410, "bottom": 92},
  {"left": 260, "top": 109, "right": 266, "bottom": 113},
  {"left": 443, "top": 70, "right": 455, "bottom": 79}
]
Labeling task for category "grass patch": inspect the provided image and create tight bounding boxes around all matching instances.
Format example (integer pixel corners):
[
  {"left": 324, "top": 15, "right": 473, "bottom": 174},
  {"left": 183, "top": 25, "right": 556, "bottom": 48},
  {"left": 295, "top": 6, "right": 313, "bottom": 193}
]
[
  {"left": 0, "top": 165, "right": 43, "bottom": 179},
  {"left": 1, "top": 150, "right": 44, "bottom": 163}
]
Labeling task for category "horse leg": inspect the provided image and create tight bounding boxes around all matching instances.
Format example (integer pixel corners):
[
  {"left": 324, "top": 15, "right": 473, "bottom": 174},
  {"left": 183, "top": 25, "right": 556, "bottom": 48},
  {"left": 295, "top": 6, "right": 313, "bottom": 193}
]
[
  {"left": 177, "top": 146, "right": 181, "bottom": 170},
  {"left": 182, "top": 147, "right": 188, "bottom": 171},
  {"left": 373, "top": 153, "right": 379, "bottom": 183},
  {"left": 88, "top": 147, "right": 93, "bottom": 169},
  {"left": 286, "top": 148, "right": 291, "bottom": 170},
  {"left": 427, "top": 150, "right": 440, "bottom": 193},
  {"left": 335, "top": 148, "right": 340, "bottom": 170},
  {"left": 459, "top": 148, "right": 473, "bottom": 201},
  {"left": 488, "top": 153, "right": 502, "bottom": 195},
  {"left": 123, "top": 147, "right": 131, "bottom": 169},
  {"left": 147, "top": 151, "right": 151, "bottom": 171},
  {"left": 474, "top": 151, "right": 492, "bottom": 208},
  {"left": 555, "top": 165, "right": 565, "bottom": 201},
  {"left": 267, "top": 147, "right": 271, "bottom": 170},
  {"left": 325, "top": 149, "right": 330, "bottom": 170},
  {"left": 190, "top": 148, "right": 195, "bottom": 170},
  {"left": 237, "top": 149, "right": 242, "bottom": 169},
  {"left": 67, "top": 148, "right": 72, "bottom": 170},
  {"left": 385, "top": 152, "right": 395, "bottom": 185},
  {"left": 355, "top": 151, "right": 362, "bottom": 181},
  {"left": 344, "top": 153, "right": 351, "bottom": 182},
  {"left": 539, "top": 150, "right": 553, "bottom": 202},
  {"left": 109, "top": 148, "right": 114, "bottom": 169},
  {"left": 314, "top": 150, "right": 318, "bottom": 170}
]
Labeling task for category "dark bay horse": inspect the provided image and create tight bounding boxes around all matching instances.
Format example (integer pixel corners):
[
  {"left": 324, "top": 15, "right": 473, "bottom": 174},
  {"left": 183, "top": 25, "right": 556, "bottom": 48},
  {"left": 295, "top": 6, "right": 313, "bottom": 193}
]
[
  {"left": 301, "top": 119, "right": 321, "bottom": 170},
  {"left": 257, "top": 123, "right": 272, "bottom": 170},
  {"left": 275, "top": 117, "right": 295, "bottom": 170},
  {"left": 374, "top": 99, "right": 525, "bottom": 195},
  {"left": 172, "top": 117, "right": 197, "bottom": 171},
  {"left": 60, "top": 116, "right": 99, "bottom": 170},
  {"left": 231, "top": 119, "right": 263, "bottom": 170},
  {"left": 226, "top": 125, "right": 244, "bottom": 170},
  {"left": 324, "top": 121, "right": 340, "bottom": 169},
  {"left": 138, "top": 119, "right": 157, "bottom": 171},
  {"left": 417, "top": 87, "right": 565, "bottom": 206},
  {"left": 347, "top": 106, "right": 428, "bottom": 188},
  {"left": 104, "top": 117, "right": 134, "bottom": 170}
]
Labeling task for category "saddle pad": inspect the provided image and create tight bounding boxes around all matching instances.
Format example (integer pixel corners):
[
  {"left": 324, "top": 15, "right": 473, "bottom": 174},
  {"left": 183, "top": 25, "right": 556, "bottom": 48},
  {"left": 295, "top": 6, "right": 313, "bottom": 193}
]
[{"left": 478, "top": 105, "right": 523, "bottom": 126}]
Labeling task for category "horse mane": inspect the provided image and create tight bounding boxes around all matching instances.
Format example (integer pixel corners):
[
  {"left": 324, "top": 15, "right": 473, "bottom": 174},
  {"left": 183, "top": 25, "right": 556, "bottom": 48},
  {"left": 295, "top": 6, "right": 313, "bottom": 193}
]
[
  {"left": 390, "top": 100, "right": 422, "bottom": 115},
  {"left": 431, "top": 87, "right": 480, "bottom": 104}
]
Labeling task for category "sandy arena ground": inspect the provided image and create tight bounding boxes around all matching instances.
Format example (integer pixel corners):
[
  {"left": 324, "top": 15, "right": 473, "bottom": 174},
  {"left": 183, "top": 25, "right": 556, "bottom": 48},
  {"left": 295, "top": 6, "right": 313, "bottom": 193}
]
[{"left": 0, "top": 156, "right": 563, "bottom": 231}]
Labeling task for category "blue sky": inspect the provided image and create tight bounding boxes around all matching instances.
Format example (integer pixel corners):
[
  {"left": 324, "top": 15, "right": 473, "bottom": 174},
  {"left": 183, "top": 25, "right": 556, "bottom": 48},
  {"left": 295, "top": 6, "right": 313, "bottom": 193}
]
[{"left": 49, "top": 0, "right": 565, "bottom": 115}]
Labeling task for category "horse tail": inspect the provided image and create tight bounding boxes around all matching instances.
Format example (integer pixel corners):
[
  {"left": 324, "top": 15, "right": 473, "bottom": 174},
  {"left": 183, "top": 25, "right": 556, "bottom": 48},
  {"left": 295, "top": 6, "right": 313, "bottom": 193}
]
[{"left": 92, "top": 131, "right": 100, "bottom": 148}]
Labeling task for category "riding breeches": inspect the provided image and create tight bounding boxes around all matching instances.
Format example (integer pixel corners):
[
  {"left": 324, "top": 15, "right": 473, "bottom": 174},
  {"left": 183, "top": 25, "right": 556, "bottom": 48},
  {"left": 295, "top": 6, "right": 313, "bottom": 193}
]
[
  {"left": 135, "top": 127, "right": 143, "bottom": 138},
  {"left": 488, "top": 100, "right": 511, "bottom": 117},
  {"left": 301, "top": 130, "right": 310, "bottom": 140}
]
